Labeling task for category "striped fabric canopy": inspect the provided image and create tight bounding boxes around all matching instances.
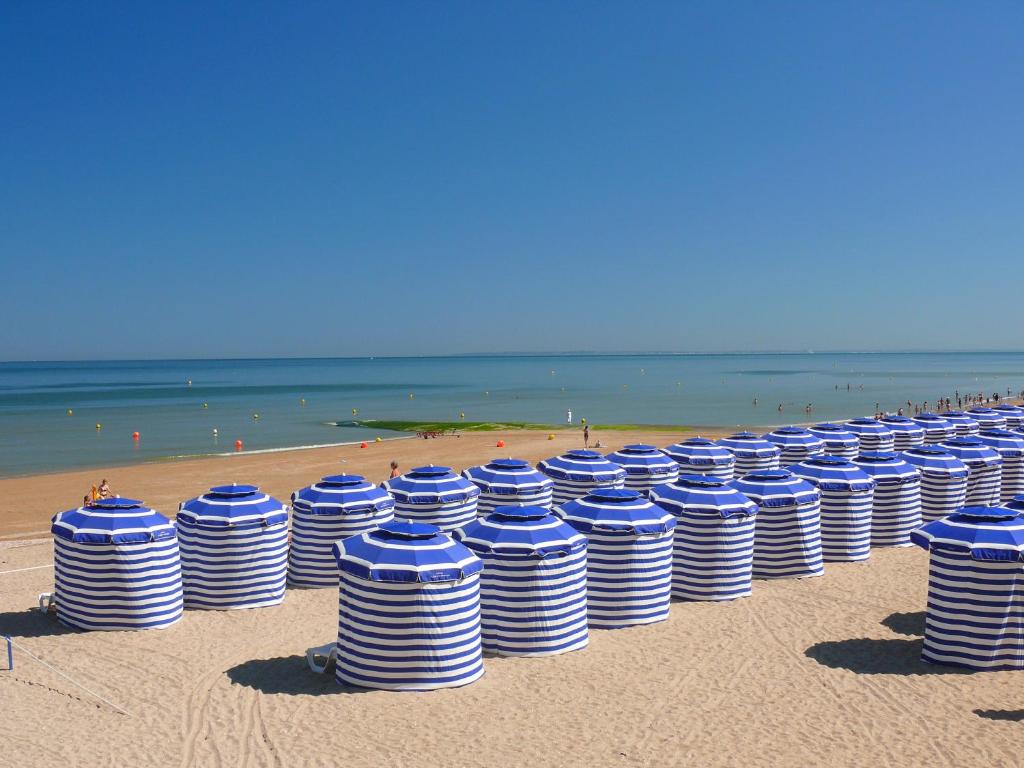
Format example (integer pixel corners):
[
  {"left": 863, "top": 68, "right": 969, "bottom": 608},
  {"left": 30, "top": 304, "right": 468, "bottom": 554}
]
[
  {"left": 730, "top": 470, "right": 823, "bottom": 580},
  {"left": 940, "top": 437, "right": 1003, "bottom": 507},
  {"left": 663, "top": 438, "right": 736, "bottom": 480},
  {"left": 878, "top": 416, "right": 926, "bottom": 451},
  {"left": 911, "top": 507, "right": 1024, "bottom": 670},
  {"left": 606, "top": 444, "right": 679, "bottom": 496},
  {"left": 852, "top": 452, "right": 922, "bottom": 547},
  {"left": 556, "top": 488, "right": 675, "bottom": 628},
  {"left": 51, "top": 498, "right": 183, "bottom": 631},
  {"left": 649, "top": 475, "right": 757, "bottom": 601},
  {"left": 537, "top": 450, "right": 626, "bottom": 505},
  {"left": 901, "top": 447, "right": 968, "bottom": 523},
  {"left": 977, "top": 429, "right": 1024, "bottom": 503},
  {"left": 789, "top": 457, "right": 874, "bottom": 562},
  {"left": 966, "top": 407, "right": 1007, "bottom": 431},
  {"left": 463, "top": 458, "right": 554, "bottom": 513},
  {"left": 331, "top": 521, "right": 484, "bottom": 690},
  {"left": 716, "top": 432, "right": 781, "bottom": 475},
  {"left": 177, "top": 485, "right": 289, "bottom": 610},
  {"left": 454, "top": 506, "right": 589, "bottom": 657},
  {"left": 845, "top": 418, "right": 895, "bottom": 452},
  {"left": 808, "top": 423, "right": 860, "bottom": 459},
  {"left": 288, "top": 475, "right": 396, "bottom": 588},
  {"left": 762, "top": 427, "right": 826, "bottom": 465},
  {"left": 991, "top": 403, "right": 1024, "bottom": 430},
  {"left": 383, "top": 465, "right": 481, "bottom": 531},
  {"left": 941, "top": 411, "right": 981, "bottom": 436},
  {"left": 912, "top": 413, "right": 957, "bottom": 445}
]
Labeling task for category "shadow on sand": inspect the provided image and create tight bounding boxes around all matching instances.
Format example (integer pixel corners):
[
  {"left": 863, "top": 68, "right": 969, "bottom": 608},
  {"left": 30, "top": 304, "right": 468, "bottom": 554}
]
[
  {"left": 0, "top": 609, "right": 74, "bottom": 639},
  {"left": 804, "top": 638, "right": 970, "bottom": 676},
  {"left": 880, "top": 611, "right": 926, "bottom": 637},
  {"left": 974, "top": 709, "right": 1024, "bottom": 722},
  {"left": 226, "top": 654, "right": 371, "bottom": 696}
]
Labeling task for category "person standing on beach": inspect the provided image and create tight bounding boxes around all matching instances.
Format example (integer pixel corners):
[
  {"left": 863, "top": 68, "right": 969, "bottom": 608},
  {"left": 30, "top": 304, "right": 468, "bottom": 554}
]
[
  {"left": 567, "top": 408, "right": 573, "bottom": 424},
  {"left": 389, "top": 461, "right": 400, "bottom": 479},
  {"left": 583, "top": 424, "right": 590, "bottom": 448}
]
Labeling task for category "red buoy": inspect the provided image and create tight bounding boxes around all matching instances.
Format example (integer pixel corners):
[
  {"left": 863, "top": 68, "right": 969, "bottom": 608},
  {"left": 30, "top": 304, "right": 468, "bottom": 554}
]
[
  {"left": 496, "top": 440, "right": 505, "bottom": 448},
  {"left": 132, "top": 431, "right": 140, "bottom": 440},
  {"left": 235, "top": 439, "right": 243, "bottom": 451},
  {"left": 360, "top": 441, "right": 368, "bottom": 448}
]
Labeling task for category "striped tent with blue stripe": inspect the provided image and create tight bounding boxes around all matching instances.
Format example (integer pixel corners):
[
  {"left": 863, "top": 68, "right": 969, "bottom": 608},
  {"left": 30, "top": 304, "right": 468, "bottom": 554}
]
[
  {"left": 852, "top": 452, "right": 922, "bottom": 547},
  {"left": 762, "top": 427, "right": 826, "bottom": 466},
  {"left": 649, "top": 475, "right": 757, "bottom": 601},
  {"left": 177, "top": 484, "right": 289, "bottom": 610},
  {"left": 992, "top": 403, "right": 1024, "bottom": 430},
  {"left": 50, "top": 498, "right": 183, "bottom": 631},
  {"left": 911, "top": 507, "right": 1024, "bottom": 671},
  {"left": 940, "top": 437, "right": 1003, "bottom": 507},
  {"left": 606, "top": 444, "right": 679, "bottom": 496},
  {"left": 536, "top": 450, "right": 626, "bottom": 505},
  {"left": 967, "top": 407, "right": 1007, "bottom": 431},
  {"left": 716, "top": 432, "right": 781, "bottom": 475},
  {"left": 730, "top": 470, "right": 823, "bottom": 580},
  {"left": 941, "top": 411, "right": 981, "bottom": 436},
  {"left": 555, "top": 489, "right": 675, "bottom": 629},
  {"left": 878, "top": 416, "right": 926, "bottom": 451},
  {"left": 453, "top": 506, "right": 588, "bottom": 657},
  {"left": 288, "top": 475, "right": 395, "bottom": 588},
  {"left": 977, "top": 430, "right": 1024, "bottom": 504},
  {"left": 663, "top": 438, "right": 736, "bottom": 480},
  {"left": 912, "top": 413, "right": 957, "bottom": 445},
  {"left": 790, "top": 457, "right": 875, "bottom": 562},
  {"left": 463, "top": 458, "right": 554, "bottom": 514},
  {"left": 901, "top": 447, "right": 969, "bottom": 523},
  {"left": 332, "top": 521, "right": 484, "bottom": 690},
  {"left": 808, "top": 423, "right": 860, "bottom": 459},
  {"left": 383, "top": 465, "right": 481, "bottom": 531},
  {"left": 845, "top": 418, "right": 895, "bottom": 453}
]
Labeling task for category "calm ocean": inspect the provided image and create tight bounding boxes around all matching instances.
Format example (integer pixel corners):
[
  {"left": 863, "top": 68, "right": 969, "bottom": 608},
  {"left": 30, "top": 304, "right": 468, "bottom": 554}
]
[{"left": 1, "top": 353, "right": 1022, "bottom": 477}]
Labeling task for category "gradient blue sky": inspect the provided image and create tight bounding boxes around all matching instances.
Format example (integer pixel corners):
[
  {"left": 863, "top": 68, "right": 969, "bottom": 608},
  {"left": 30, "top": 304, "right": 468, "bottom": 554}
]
[{"left": 2, "top": 2, "right": 1023, "bottom": 360}]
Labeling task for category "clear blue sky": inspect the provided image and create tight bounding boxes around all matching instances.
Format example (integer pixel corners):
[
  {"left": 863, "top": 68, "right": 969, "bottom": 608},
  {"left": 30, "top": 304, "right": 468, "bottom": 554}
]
[{"left": 2, "top": 2, "right": 1022, "bottom": 360}]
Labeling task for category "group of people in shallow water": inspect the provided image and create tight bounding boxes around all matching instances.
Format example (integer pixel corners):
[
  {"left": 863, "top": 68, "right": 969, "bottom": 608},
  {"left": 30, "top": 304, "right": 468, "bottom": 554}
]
[
  {"left": 82, "top": 478, "right": 113, "bottom": 506},
  {"left": 756, "top": 387, "right": 1024, "bottom": 419}
]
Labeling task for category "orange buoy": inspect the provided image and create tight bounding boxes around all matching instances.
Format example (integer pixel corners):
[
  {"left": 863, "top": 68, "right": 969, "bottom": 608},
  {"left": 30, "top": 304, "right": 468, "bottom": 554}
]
[
  {"left": 360, "top": 441, "right": 368, "bottom": 448},
  {"left": 496, "top": 440, "right": 505, "bottom": 448},
  {"left": 132, "top": 431, "right": 140, "bottom": 440},
  {"left": 235, "top": 439, "right": 243, "bottom": 451}
]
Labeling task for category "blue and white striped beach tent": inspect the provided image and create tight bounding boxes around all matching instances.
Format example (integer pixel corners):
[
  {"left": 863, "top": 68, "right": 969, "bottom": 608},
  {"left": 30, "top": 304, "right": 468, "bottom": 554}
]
[
  {"left": 606, "top": 444, "right": 679, "bottom": 496},
  {"left": 845, "top": 418, "right": 895, "bottom": 453},
  {"left": 331, "top": 521, "right": 484, "bottom": 690},
  {"left": 288, "top": 475, "right": 395, "bottom": 588},
  {"left": 383, "top": 465, "right": 481, "bottom": 532},
  {"left": 555, "top": 489, "right": 675, "bottom": 629},
  {"left": 912, "top": 413, "right": 956, "bottom": 445},
  {"left": 50, "top": 498, "right": 183, "bottom": 631},
  {"left": 992, "top": 403, "right": 1024, "bottom": 430},
  {"left": 940, "top": 437, "right": 1003, "bottom": 507},
  {"left": 807, "top": 423, "right": 860, "bottom": 459},
  {"left": 717, "top": 432, "right": 781, "bottom": 475},
  {"left": 967, "top": 407, "right": 1007, "bottom": 431},
  {"left": 942, "top": 411, "right": 981, "bottom": 436},
  {"left": 790, "top": 457, "right": 875, "bottom": 562},
  {"left": 177, "top": 485, "right": 289, "bottom": 610},
  {"left": 977, "top": 430, "right": 1024, "bottom": 503},
  {"left": 463, "top": 459, "right": 554, "bottom": 513},
  {"left": 663, "top": 437, "right": 736, "bottom": 480},
  {"left": 852, "top": 452, "right": 922, "bottom": 547},
  {"left": 730, "top": 470, "right": 823, "bottom": 580},
  {"left": 537, "top": 450, "right": 626, "bottom": 505},
  {"left": 878, "top": 416, "right": 926, "bottom": 451},
  {"left": 762, "top": 427, "right": 826, "bottom": 466},
  {"left": 901, "top": 447, "right": 969, "bottom": 523},
  {"left": 453, "top": 506, "right": 588, "bottom": 656},
  {"left": 1008, "top": 496, "right": 1024, "bottom": 512},
  {"left": 911, "top": 507, "right": 1024, "bottom": 670},
  {"left": 649, "top": 475, "right": 757, "bottom": 601}
]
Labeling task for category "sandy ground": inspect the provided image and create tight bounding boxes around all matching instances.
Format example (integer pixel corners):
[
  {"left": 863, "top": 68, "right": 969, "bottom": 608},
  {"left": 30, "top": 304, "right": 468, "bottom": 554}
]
[{"left": 1, "top": 429, "right": 1022, "bottom": 767}]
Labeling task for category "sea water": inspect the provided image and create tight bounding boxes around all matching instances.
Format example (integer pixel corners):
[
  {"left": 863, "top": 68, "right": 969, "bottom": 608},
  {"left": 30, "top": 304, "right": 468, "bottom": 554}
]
[{"left": 1, "top": 353, "right": 1022, "bottom": 477}]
